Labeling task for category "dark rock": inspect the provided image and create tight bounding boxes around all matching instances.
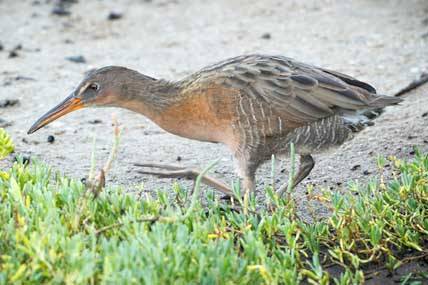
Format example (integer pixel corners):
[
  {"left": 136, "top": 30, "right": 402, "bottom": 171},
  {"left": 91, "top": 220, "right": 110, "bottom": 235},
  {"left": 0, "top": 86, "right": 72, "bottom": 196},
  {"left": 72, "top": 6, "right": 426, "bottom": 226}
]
[
  {"left": 52, "top": 5, "right": 71, "bottom": 16},
  {"left": 407, "top": 135, "right": 417, "bottom": 139},
  {"left": 51, "top": 0, "right": 78, "bottom": 16},
  {"left": 88, "top": 119, "right": 102, "bottom": 124},
  {"left": 176, "top": 156, "right": 182, "bottom": 161},
  {"left": 350, "top": 164, "right": 361, "bottom": 171},
  {"left": 47, "top": 135, "right": 55, "bottom": 143},
  {"left": 422, "top": 112, "right": 428, "bottom": 117},
  {"left": 363, "top": 170, "right": 371, "bottom": 175},
  {"left": 409, "top": 150, "right": 415, "bottom": 155},
  {"left": 108, "top": 11, "right": 123, "bottom": 20},
  {"left": 8, "top": 50, "right": 18, "bottom": 58},
  {"left": 0, "top": 99, "right": 19, "bottom": 108},
  {"left": 261, "top": 33, "right": 271, "bottom": 39},
  {"left": 15, "top": 75, "right": 36, "bottom": 81},
  {"left": 0, "top": 43, "right": 3, "bottom": 51},
  {"left": 65, "top": 55, "right": 86, "bottom": 63},
  {"left": 8, "top": 44, "right": 22, "bottom": 58}
]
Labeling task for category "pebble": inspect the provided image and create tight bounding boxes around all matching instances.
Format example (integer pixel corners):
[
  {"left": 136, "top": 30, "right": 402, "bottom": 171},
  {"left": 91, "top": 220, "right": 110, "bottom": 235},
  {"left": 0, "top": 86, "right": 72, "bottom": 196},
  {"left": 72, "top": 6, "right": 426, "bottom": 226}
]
[
  {"left": 51, "top": 0, "right": 74, "bottom": 17},
  {"left": 8, "top": 50, "right": 18, "bottom": 58},
  {"left": 47, "top": 135, "right": 55, "bottom": 143},
  {"left": 65, "top": 55, "right": 86, "bottom": 63},
  {"left": 261, "top": 33, "right": 271, "bottom": 39},
  {"left": 15, "top": 75, "right": 36, "bottom": 81},
  {"left": 350, "top": 164, "right": 361, "bottom": 171},
  {"left": 363, "top": 170, "right": 371, "bottom": 176},
  {"left": 52, "top": 6, "right": 70, "bottom": 16},
  {"left": 422, "top": 112, "right": 428, "bottom": 117},
  {"left": 108, "top": 11, "right": 123, "bottom": 20},
  {"left": 88, "top": 119, "right": 102, "bottom": 124},
  {"left": 0, "top": 99, "right": 19, "bottom": 108},
  {"left": 8, "top": 44, "right": 22, "bottom": 58},
  {"left": 176, "top": 156, "right": 182, "bottom": 161}
]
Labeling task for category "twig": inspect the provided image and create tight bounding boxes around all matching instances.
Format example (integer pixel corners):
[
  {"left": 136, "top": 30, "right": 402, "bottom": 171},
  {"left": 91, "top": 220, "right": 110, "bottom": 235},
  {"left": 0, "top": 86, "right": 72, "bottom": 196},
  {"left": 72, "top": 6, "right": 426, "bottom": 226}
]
[
  {"left": 364, "top": 250, "right": 428, "bottom": 280},
  {"left": 102, "top": 114, "right": 121, "bottom": 175},
  {"left": 271, "top": 154, "right": 276, "bottom": 192},
  {"left": 394, "top": 73, "right": 428, "bottom": 97},
  {"left": 87, "top": 114, "right": 122, "bottom": 196},
  {"left": 276, "top": 143, "right": 296, "bottom": 198},
  {"left": 286, "top": 143, "right": 296, "bottom": 197},
  {"left": 87, "top": 136, "right": 97, "bottom": 182}
]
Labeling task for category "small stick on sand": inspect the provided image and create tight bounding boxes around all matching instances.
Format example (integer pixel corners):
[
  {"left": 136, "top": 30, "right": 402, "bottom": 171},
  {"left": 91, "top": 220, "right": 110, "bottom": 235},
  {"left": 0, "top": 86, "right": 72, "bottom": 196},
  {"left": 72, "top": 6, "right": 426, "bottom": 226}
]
[{"left": 394, "top": 72, "right": 428, "bottom": 97}]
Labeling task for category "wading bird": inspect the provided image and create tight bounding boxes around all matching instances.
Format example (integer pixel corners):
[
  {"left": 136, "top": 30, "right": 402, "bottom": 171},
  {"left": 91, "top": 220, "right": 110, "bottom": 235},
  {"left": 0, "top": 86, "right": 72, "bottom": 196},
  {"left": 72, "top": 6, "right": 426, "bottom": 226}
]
[{"left": 28, "top": 54, "right": 401, "bottom": 196}]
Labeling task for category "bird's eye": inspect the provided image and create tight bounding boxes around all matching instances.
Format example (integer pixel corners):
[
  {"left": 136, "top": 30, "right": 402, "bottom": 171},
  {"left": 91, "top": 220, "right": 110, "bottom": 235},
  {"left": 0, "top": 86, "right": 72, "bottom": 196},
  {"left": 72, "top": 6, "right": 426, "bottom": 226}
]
[{"left": 89, "top": 83, "right": 100, "bottom": 91}]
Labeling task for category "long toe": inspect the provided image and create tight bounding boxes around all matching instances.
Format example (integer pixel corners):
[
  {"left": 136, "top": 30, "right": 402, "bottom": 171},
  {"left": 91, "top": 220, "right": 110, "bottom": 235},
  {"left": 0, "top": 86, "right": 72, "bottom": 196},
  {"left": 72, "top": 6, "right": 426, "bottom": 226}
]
[
  {"left": 136, "top": 169, "right": 196, "bottom": 179},
  {"left": 134, "top": 163, "right": 186, "bottom": 170}
]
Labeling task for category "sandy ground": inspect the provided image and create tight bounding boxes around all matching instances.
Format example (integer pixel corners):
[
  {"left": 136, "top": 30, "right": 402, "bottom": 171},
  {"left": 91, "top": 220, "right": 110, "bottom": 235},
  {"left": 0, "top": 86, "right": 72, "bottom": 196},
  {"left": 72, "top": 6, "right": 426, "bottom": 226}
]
[
  {"left": 1, "top": 1, "right": 428, "bottom": 282},
  {"left": 1, "top": 0, "right": 428, "bottom": 206}
]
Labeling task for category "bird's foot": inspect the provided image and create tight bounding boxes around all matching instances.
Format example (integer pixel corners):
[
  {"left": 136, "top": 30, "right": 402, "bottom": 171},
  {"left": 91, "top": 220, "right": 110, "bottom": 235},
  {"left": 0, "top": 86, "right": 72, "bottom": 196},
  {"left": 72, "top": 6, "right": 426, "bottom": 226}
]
[{"left": 134, "top": 162, "right": 234, "bottom": 197}]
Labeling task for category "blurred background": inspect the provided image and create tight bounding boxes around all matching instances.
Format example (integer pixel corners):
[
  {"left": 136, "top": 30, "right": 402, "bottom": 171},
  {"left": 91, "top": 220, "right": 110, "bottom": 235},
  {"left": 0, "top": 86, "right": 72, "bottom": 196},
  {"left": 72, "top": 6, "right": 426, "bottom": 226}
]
[{"left": 1, "top": 0, "right": 427, "bottom": 201}]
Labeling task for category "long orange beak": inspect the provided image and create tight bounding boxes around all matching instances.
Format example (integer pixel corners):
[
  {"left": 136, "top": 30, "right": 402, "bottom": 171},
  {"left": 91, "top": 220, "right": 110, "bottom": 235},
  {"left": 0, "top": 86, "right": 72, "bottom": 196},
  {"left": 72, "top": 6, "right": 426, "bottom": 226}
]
[{"left": 27, "top": 94, "right": 84, "bottom": 134}]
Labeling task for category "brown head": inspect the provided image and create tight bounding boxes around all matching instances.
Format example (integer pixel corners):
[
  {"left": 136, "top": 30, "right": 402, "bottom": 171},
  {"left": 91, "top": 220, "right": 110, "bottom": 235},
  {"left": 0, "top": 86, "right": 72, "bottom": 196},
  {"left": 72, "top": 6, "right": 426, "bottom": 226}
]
[{"left": 28, "top": 66, "right": 176, "bottom": 134}]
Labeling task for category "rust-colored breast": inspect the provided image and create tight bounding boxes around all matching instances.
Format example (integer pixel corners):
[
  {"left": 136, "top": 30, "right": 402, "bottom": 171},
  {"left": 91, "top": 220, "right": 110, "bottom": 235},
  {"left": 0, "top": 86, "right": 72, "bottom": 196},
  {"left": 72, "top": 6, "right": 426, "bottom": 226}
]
[{"left": 156, "top": 83, "right": 239, "bottom": 146}]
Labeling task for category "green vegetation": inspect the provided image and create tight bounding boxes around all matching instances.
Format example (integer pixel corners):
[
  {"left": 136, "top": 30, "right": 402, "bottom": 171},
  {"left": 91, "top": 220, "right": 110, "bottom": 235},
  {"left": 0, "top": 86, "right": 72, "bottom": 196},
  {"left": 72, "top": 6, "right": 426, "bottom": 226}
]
[
  {"left": 0, "top": 130, "right": 427, "bottom": 284},
  {"left": 0, "top": 128, "right": 14, "bottom": 160}
]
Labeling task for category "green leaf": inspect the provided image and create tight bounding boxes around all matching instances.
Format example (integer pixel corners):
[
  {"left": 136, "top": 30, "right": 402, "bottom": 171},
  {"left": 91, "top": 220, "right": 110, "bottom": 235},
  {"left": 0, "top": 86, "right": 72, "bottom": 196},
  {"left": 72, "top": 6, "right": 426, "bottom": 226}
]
[{"left": 0, "top": 128, "right": 14, "bottom": 159}]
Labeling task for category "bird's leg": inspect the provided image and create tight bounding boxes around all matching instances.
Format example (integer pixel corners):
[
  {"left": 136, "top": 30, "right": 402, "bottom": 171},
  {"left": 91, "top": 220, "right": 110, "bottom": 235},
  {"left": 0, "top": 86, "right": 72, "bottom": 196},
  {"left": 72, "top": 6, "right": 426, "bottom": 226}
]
[
  {"left": 134, "top": 163, "right": 234, "bottom": 197},
  {"left": 277, "top": 154, "right": 315, "bottom": 197}
]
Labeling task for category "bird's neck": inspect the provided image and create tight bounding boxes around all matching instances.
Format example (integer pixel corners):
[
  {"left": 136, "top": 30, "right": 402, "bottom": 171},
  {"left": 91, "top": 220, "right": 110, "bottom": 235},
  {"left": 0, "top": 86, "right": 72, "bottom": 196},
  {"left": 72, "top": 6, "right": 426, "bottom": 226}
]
[{"left": 116, "top": 78, "right": 182, "bottom": 123}]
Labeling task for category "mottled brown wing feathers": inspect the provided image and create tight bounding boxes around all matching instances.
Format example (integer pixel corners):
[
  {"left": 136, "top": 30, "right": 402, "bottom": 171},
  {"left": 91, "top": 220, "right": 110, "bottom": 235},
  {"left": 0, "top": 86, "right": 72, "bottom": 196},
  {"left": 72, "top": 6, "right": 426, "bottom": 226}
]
[{"left": 191, "top": 54, "right": 399, "bottom": 124}]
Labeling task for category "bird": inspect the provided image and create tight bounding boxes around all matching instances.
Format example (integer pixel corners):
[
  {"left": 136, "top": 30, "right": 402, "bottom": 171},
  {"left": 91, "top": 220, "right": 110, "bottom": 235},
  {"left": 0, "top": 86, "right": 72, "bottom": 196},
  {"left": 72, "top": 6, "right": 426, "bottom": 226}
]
[{"left": 28, "top": 54, "right": 402, "bottom": 197}]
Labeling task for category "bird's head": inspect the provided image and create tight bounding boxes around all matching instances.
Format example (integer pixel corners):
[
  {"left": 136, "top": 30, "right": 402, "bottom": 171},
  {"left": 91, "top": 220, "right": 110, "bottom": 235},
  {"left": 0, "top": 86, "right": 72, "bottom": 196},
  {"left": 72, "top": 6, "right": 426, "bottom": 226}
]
[{"left": 27, "top": 66, "right": 158, "bottom": 134}]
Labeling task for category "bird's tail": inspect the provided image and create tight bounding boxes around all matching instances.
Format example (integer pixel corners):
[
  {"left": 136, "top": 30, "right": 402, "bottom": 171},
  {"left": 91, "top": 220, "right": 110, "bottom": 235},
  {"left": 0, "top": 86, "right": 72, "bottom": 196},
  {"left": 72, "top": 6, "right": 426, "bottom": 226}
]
[
  {"left": 342, "top": 94, "right": 402, "bottom": 132},
  {"left": 343, "top": 73, "right": 427, "bottom": 132}
]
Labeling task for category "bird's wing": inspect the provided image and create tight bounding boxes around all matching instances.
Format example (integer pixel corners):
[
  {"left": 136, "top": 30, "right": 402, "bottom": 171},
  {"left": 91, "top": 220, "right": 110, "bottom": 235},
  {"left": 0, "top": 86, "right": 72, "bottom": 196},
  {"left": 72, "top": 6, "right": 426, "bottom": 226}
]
[{"left": 198, "top": 54, "right": 399, "bottom": 125}]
